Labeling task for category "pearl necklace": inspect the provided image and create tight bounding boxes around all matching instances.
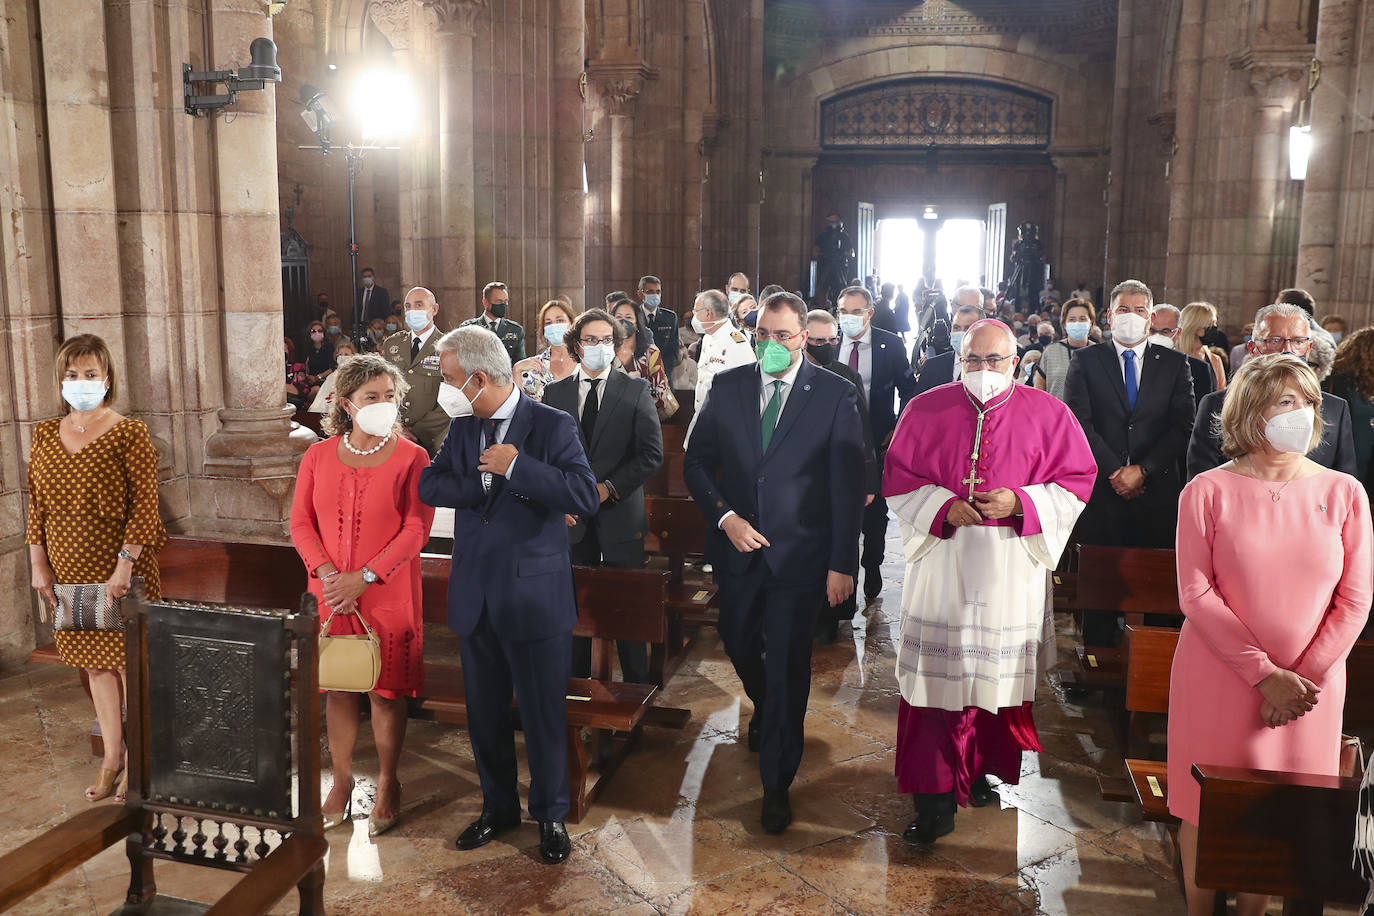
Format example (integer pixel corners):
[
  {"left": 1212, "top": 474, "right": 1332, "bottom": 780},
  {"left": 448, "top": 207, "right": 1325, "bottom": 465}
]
[
  {"left": 68, "top": 408, "right": 108, "bottom": 434},
  {"left": 342, "top": 430, "right": 392, "bottom": 456}
]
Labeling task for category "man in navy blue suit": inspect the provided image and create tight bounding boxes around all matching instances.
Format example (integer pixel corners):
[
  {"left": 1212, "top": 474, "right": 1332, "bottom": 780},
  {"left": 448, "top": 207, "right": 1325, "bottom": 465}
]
[
  {"left": 836, "top": 286, "right": 919, "bottom": 601},
  {"left": 685, "top": 291, "right": 866, "bottom": 834},
  {"left": 418, "top": 325, "right": 599, "bottom": 865}
]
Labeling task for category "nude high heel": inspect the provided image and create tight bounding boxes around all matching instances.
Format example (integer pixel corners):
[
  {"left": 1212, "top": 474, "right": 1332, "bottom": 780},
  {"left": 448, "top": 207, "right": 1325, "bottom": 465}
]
[{"left": 84, "top": 767, "right": 120, "bottom": 802}]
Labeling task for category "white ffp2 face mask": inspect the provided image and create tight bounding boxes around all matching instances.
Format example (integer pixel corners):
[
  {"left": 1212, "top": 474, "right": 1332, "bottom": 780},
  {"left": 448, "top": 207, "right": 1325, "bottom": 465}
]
[
  {"left": 1264, "top": 406, "right": 1315, "bottom": 455},
  {"left": 962, "top": 368, "right": 1013, "bottom": 403},
  {"left": 349, "top": 400, "right": 398, "bottom": 437},
  {"left": 1111, "top": 311, "right": 1149, "bottom": 345},
  {"left": 437, "top": 375, "right": 481, "bottom": 419}
]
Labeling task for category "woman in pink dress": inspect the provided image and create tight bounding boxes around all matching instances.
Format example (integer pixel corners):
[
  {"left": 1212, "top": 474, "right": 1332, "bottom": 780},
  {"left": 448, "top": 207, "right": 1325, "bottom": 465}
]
[
  {"left": 290, "top": 354, "right": 435, "bottom": 838},
  {"left": 1169, "top": 354, "right": 1372, "bottom": 916}
]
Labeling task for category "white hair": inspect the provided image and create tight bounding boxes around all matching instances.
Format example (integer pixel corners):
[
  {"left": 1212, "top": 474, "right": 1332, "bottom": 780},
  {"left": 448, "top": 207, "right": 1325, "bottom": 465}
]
[
  {"left": 1253, "top": 301, "right": 1310, "bottom": 334},
  {"left": 435, "top": 325, "right": 514, "bottom": 386},
  {"left": 951, "top": 285, "right": 983, "bottom": 308},
  {"left": 1153, "top": 303, "right": 1181, "bottom": 322},
  {"left": 695, "top": 289, "right": 729, "bottom": 321}
]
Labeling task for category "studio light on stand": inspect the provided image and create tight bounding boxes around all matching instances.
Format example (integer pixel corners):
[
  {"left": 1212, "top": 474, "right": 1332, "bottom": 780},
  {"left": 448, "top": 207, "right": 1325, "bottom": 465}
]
[
  {"left": 1290, "top": 96, "right": 1312, "bottom": 182},
  {"left": 299, "top": 69, "right": 415, "bottom": 347}
]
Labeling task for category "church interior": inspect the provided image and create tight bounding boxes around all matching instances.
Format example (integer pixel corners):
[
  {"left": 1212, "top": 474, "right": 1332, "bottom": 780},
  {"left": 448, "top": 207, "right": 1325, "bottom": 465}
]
[{"left": 2, "top": 0, "right": 1373, "bottom": 913}]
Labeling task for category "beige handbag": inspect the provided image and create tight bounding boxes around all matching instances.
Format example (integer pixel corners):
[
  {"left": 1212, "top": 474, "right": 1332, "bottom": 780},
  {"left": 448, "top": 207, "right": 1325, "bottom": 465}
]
[{"left": 318, "top": 608, "right": 381, "bottom": 693}]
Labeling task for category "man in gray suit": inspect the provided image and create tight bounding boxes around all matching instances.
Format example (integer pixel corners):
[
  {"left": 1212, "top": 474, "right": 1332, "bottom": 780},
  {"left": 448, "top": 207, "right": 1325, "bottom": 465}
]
[{"left": 543, "top": 308, "right": 664, "bottom": 684}]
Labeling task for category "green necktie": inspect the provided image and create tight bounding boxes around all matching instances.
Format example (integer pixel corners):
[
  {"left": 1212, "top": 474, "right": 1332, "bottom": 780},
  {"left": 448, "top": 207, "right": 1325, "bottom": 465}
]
[{"left": 760, "top": 380, "right": 783, "bottom": 452}]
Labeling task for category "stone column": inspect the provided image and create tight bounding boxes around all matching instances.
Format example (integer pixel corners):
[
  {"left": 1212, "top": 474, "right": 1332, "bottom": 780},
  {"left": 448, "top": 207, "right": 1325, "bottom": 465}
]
[
  {"left": 589, "top": 65, "right": 652, "bottom": 285},
  {"left": 1296, "top": 0, "right": 1358, "bottom": 301},
  {"left": 203, "top": 0, "right": 314, "bottom": 523},
  {"left": 424, "top": 0, "right": 487, "bottom": 328},
  {"left": 369, "top": 0, "right": 425, "bottom": 291},
  {"left": 1164, "top": 0, "right": 1205, "bottom": 295}
]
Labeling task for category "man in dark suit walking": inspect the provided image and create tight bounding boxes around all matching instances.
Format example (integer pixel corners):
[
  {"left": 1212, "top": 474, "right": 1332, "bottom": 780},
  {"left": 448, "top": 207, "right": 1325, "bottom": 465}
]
[
  {"left": 638, "top": 275, "right": 679, "bottom": 376},
  {"left": 685, "top": 292, "right": 866, "bottom": 833},
  {"left": 418, "top": 325, "right": 600, "bottom": 865},
  {"left": 836, "top": 285, "right": 919, "bottom": 601},
  {"left": 355, "top": 266, "right": 391, "bottom": 326},
  {"left": 1187, "top": 302, "right": 1357, "bottom": 479},
  {"left": 544, "top": 308, "right": 664, "bottom": 683},
  {"left": 1064, "top": 279, "right": 1197, "bottom": 646}
]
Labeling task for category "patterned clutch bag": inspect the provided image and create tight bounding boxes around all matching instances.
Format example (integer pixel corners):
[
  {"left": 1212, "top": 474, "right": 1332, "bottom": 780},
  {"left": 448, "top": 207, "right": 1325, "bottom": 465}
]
[{"left": 51, "top": 583, "right": 125, "bottom": 631}]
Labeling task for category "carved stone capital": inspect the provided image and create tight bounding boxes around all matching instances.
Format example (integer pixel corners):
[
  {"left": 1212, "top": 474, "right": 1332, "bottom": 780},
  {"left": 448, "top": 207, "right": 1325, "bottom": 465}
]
[
  {"left": 1145, "top": 109, "right": 1177, "bottom": 145},
  {"left": 587, "top": 58, "right": 657, "bottom": 115},
  {"left": 1229, "top": 46, "right": 1312, "bottom": 104},
  {"left": 369, "top": 0, "right": 412, "bottom": 50},
  {"left": 423, "top": 0, "right": 488, "bottom": 36}
]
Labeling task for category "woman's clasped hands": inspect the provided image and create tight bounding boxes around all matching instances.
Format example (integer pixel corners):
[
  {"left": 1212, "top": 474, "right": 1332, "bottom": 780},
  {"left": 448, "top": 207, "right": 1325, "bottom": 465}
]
[{"left": 1256, "top": 668, "right": 1321, "bottom": 728}]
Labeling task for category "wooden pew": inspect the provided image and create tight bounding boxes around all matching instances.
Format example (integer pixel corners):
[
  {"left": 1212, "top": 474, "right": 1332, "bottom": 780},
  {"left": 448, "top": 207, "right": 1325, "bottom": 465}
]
[
  {"left": 663, "top": 388, "right": 695, "bottom": 427},
  {"left": 642, "top": 496, "right": 719, "bottom": 680},
  {"left": 1193, "top": 764, "right": 1367, "bottom": 914},
  {"left": 645, "top": 424, "right": 690, "bottom": 499}
]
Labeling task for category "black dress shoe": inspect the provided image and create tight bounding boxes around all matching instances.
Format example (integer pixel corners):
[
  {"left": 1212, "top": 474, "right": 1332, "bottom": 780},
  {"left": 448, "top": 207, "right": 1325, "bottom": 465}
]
[
  {"left": 902, "top": 792, "right": 955, "bottom": 848},
  {"left": 967, "top": 776, "right": 997, "bottom": 808},
  {"left": 455, "top": 811, "right": 521, "bottom": 850},
  {"left": 815, "top": 618, "right": 839, "bottom": 643},
  {"left": 761, "top": 788, "right": 792, "bottom": 834},
  {"left": 747, "top": 713, "right": 761, "bottom": 752},
  {"left": 863, "top": 571, "right": 882, "bottom": 601},
  {"left": 538, "top": 820, "right": 570, "bottom": 864}
]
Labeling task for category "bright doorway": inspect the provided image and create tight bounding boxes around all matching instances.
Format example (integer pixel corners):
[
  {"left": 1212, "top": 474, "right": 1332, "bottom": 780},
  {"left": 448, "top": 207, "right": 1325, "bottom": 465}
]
[
  {"left": 874, "top": 217, "right": 987, "bottom": 294},
  {"left": 874, "top": 220, "right": 925, "bottom": 294}
]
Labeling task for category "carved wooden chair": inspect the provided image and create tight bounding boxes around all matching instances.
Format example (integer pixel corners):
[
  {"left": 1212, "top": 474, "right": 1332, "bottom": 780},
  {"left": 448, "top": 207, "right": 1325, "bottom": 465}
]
[{"left": 0, "top": 590, "right": 327, "bottom": 915}]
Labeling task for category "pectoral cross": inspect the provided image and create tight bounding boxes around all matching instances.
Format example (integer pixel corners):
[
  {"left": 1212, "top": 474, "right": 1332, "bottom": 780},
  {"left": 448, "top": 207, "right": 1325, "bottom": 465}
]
[{"left": 963, "top": 406, "right": 989, "bottom": 501}]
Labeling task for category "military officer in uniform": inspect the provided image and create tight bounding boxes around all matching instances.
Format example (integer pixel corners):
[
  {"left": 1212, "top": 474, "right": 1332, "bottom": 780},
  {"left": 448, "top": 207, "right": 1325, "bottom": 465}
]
[
  {"left": 383, "top": 286, "right": 451, "bottom": 455},
  {"left": 460, "top": 281, "right": 526, "bottom": 365},
  {"left": 691, "top": 288, "right": 755, "bottom": 413},
  {"left": 638, "top": 275, "right": 679, "bottom": 376}
]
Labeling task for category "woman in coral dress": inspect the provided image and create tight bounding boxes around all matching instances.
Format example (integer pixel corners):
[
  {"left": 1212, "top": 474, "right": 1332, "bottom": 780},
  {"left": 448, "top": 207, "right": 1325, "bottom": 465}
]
[
  {"left": 291, "top": 354, "right": 434, "bottom": 838},
  {"left": 1169, "top": 354, "right": 1372, "bottom": 916}
]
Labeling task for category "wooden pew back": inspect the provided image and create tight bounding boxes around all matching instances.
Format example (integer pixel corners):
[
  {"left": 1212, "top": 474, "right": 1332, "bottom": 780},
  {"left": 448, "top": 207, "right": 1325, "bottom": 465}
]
[
  {"left": 159, "top": 538, "right": 305, "bottom": 608},
  {"left": 1193, "top": 763, "right": 1367, "bottom": 906},
  {"left": 1062, "top": 545, "right": 1179, "bottom": 614},
  {"left": 643, "top": 496, "right": 706, "bottom": 562},
  {"left": 645, "top": 425, "right": 689, "bottom": 498}
]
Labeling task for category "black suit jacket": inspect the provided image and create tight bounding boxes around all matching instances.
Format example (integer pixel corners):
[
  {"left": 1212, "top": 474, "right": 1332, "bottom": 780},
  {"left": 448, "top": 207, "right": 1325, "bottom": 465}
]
[
  {"left": 356, "top": 285, "right": 392, "bottom": 325},
  {"left": 684, "top": 359, "right": 866, "bottom": 583},
  {"left": 646, "top": 307, "right": 679, "bottom": 372},
  {"left": 913, "top": 350, "right": 956, "bottom": 396},
  {"left": 820, "top": 361, "right": 880, "bottom": 495},
  {"left": 1064, "top": 342, "right": 1196, "bottom": 509},
  {"left": 1186, "top": 389, "right": 1357, "bottom": 480},
  {"left": 544, "top": 370, "right": 664, "bottom": 547},
  {"left": 1186, "top": 355, "right": 1214, "bottom": 408},
  {"left": 858, "top": 326, "right": 919, "bottom": 445}
]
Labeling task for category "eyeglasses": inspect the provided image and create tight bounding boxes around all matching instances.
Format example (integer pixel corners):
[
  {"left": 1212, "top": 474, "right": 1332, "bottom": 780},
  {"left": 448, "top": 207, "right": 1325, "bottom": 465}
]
[
  {"left": 579, "top": 335, "right": 616, "bottom": 346},
  {"left": 837, "top": 307, "right": 872, "bottom": 317},
  {"left": 755, "top": 329, "right": 804, "bottom": 343},
  {"left": 961, "top": 354, "right": 1014, "bottom": 370},
  {"left": 1256, "top": 336, "right": 1312, "bottom": 350},
  {"left": 809, "top": 335, "right": 841, "bottom": 346}
]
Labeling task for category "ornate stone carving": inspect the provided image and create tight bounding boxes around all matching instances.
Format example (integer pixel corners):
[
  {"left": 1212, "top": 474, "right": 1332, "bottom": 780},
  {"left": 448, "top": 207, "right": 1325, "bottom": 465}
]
[
  {"left": 1229, "top": 46, "right": 1312, "bottom": 103},
  {"left": 821, "top": 78, "right": 1051, "bottom": 150},
  {"left": 423, "top": 0, "right": 488, "bottom": 35},
  {"left": 369, "top": 0, "right": 412, "bottom": 50},
  {"left": 588, "top": 59, "right": 657, "bottom": 115},
  {"left": 766, "top": 0, "right": 1117, "bottom": 43}
]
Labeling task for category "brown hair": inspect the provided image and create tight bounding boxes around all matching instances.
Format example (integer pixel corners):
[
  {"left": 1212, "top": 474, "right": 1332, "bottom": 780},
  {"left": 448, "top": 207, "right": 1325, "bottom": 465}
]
[
  {"left": 1218, "top": 354, "right": 1324, "bottom": 459},
  {"left": 482, "top": 281, "right": 508, "bottom": 301},
  {"left": 54, "top": 334, "right": 115, "bottom": 409},
  {"left": 1329, "top": 327, "right": 1374, "bottom": 401},
  {"left": 321, "top": 354, "right": 408, "bottom": 438},
  {"left": 539, "top": 299, "right": 578, "bottom": 327},
  {"left": 566, "top": 308, "right": 625, "bottom": 363},
  {"left": 1062, "top": 297, "right": 1096, "bottom": 326}
]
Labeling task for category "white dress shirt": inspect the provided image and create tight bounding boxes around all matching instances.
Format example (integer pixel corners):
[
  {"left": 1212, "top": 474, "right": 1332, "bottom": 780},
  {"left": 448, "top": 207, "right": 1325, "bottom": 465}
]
[
  {"left": 1113, "top": 339, "right": 1147, "bottom": 386},
  {"left": 841, "top": 326, "right": 874, "bottom": 397},
  {"left": 480, "top": 384, "right": 522, "bottom": 490},
  {"left": 575, "top": 364, "right": 611, "bottom": 418},
  {"left": 718, "top": 357, "right": 805, "bottom": 530},
  {"left": 411, "top": 324, "right": 437, "bottom": 357}
]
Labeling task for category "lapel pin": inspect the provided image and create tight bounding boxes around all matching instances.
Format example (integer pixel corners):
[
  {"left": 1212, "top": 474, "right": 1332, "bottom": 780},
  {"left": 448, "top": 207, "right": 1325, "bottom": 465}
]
[
  {"left": 804, "top": 384, "right": 811, "bottom": 391},
  {"left": 1320, "top": 505, "right": 1328, "bottom": 512}
]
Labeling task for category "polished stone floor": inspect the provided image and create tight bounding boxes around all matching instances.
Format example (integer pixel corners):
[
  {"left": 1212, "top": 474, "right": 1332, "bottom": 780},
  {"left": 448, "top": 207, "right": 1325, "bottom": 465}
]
[{"left": 0, "top": 538, "right": 1361, "bottom": 915}]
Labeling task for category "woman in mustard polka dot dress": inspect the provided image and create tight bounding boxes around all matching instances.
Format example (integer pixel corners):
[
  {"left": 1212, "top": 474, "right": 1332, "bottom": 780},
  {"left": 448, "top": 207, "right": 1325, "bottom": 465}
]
[{"left": 26, "top": 335, "right": 167, "bottom": 804}]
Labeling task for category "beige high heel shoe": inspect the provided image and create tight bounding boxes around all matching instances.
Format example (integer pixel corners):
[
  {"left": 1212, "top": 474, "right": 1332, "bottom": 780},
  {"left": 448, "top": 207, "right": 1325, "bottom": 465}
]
[
  {"left": 368, "top": 784, "right": 402, "bottom": 838},
  {"left": 322, "top": 796, "right": 353, "bottom": 831},
  {"left": 84, "top": 767, "right": 120, "bottom": 802}
]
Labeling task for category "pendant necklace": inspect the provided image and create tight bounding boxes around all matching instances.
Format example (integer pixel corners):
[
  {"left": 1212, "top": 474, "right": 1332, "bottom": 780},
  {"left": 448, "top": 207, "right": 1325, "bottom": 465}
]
[
  {"left": 1249, "top": 455, "right": 1300, "bottom": 502},
  {"left": 343, "top": 430, "right": 392, "bottom": 456},
  {"left": 68, "top": 408, "right": 108, "bottom": 434}
]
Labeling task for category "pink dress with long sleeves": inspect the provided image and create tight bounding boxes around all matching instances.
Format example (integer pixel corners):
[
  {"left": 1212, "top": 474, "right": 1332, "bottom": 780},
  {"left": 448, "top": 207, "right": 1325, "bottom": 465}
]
[
  {"left": 290, "top": 436, "right": 436, "bottom": 698},
  {"left": 1167, "top": 467, "right": 1372, "bottom": 824}
]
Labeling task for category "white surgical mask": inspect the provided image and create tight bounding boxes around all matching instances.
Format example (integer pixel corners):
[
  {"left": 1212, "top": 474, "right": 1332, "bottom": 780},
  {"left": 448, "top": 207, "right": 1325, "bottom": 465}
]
[
  {"left": 348, "top": 400, "right": 398, "bottom": 437},
  {"left": 1111, "top": 311, "right": 1150, "bottom": 345},
  {"left": 437, "top": 375, "right": 481, "bottom": 419},
  {"left": 838, "top": 313, "right": 866, "bottom": 338},
  {"left": 1065, "top": 320, "right": 1090, "bottom": 342},
  {"left": 1146, "top": 333, "right": 1175, "bottom": 350},
  {"left": 581, "top": 343, "right": 615, "bottom": 373},
  {"left": 62, "top": 378, "right": 108, "bottom": 412},
  {"left": 962, "top": 368, "right": 1012, "bottom": 403},
  {"left": 727, "top": 290, "right": 745, "bottom": 305},
  {"left": 405, "top": 309, "right": 431, "bottom": 333},
  {"left": 544, "top": 323, "right": 569, "bottom": 347},
  {"left": 1264, "top": 406, "right": 1315, "bottom": 455}
]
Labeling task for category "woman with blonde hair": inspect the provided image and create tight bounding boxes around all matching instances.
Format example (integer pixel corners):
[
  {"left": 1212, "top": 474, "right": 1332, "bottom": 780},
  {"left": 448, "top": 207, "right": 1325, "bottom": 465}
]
[
  {"left": 290, "top": 354, "right": 435, "bottom": 837},
  {"left": 1179, "top": 301, "right": 1228, "bottom": 391},
  {"left": 27, "top": 334, "right": 167, "bottom": 803},
  {"left": 1169, "top": 354, "right": 1371, "bottom": 915},
  {"left": 513, "top": 299, "right": 579, "bottom": 400}
]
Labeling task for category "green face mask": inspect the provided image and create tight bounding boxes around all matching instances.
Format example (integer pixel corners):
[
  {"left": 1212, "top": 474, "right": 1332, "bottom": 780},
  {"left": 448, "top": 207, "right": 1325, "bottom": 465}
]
[{"left": 755, "top": 337, "right": 796, "bottom": 374}]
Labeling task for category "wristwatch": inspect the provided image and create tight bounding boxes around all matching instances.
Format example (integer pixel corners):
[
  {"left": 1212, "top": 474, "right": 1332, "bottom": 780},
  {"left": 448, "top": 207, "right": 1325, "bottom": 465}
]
[
  {"left": 361, "top": 566, "right": 379, "bottom": 584},
  {"left": 117, "top": 548, "right": 136, "bottom": 563}
]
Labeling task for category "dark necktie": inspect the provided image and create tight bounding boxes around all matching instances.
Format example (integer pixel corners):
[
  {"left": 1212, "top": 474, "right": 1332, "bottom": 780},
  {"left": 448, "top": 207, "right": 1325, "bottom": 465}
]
[
  {"left": 411, "top": 336, "right": 421, "bottom": 362},
  {"left": 1123, "top": 349, "right": 1138, "bottom": 411},
  {"left": 582, "top": 378, "right": 601, "bottom": 442},
  {"left": 481, "top": 418, "right": 502, "bottom": 497},
  {"left": 848, "top": 341, "right": 860, "bottom": 371}
]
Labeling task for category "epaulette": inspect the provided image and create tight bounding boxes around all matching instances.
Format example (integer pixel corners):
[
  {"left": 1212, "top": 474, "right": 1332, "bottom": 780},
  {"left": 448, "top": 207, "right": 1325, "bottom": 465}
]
[{"left": 730, "top": 331, "right": 747, "bottom": 343}]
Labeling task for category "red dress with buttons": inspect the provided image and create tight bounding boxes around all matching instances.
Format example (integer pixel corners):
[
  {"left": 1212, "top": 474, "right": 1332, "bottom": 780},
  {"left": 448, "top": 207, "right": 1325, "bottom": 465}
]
[{"left": 290, "top": 436, "right": 435, "bottom": 698}]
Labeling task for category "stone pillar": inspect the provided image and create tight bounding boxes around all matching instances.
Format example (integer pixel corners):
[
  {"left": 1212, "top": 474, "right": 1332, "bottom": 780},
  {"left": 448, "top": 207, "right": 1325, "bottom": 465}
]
[
  {"left": 1164, "top": 0, "right": 1205, "bottom": 295},
  {"left": 425, "top": 0, "right": 487, "bottom": 328},
  {"left": 552, "top": 0, "right": 587, "bottom": 309},
  {"left": 203, "top": 0, "right": 314, "bottom": 524},
  {"left": 369, "top": 0, "right": 425, "bottom": 292},
  {"left": 1296, "top": 0, "right": 1358, "bottom": 301},
  {"left": 589, "top": 65, "right": 651, "bottom": 285}
]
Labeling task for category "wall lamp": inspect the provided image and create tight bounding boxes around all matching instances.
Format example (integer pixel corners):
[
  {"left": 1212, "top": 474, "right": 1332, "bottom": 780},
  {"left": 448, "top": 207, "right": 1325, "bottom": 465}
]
[{"left": 183, "top": 37, "right": 282, "bottom": 116}]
